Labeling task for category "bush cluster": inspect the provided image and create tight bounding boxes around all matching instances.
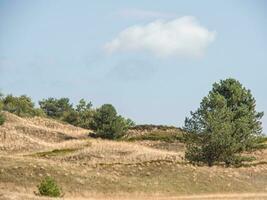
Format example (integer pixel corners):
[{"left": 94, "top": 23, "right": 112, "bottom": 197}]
[
  {"left": 0, "top": 93, "right": 135, "bottom": 139},
  {"left": 39, "top": 99, "right": 135, "bottom": 138},
  {"left": 39, "top": 98, "right": 94, "bottom": 129},
  {"left": 1, "top": 94, "right": 44, "bottom": 117}
]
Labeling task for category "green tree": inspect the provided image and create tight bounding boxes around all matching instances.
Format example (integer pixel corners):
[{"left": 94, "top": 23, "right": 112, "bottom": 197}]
[
  {"left": 0, "top": 94, "right": 5, "bottom": 125},
  {"left": 39, "top": 98, "right": 94, "bottom": 128},
  {"left": 2, "top": 94, "right": 43, "bottom": 117},
  {"left": 76, "top": 99, "right": 92, "bottom": 112},
  {"left": 75, "top": 99, "right": 94, "bottom": 129},
  {"left": 184, "top": 78, "right": 264, "bottom": 166},
  {"left": 123, "top": 118, "right": 135, "bottom": 129},
  {"left": 90, "top": 104, "right": 131, "bottom": 139},
  {"left": 0, "top": 114, "right": 4, "bottom": 125},
  {"left": 39, "top": 98, "right": 73, "bottom": 119},
  {"left": 62, "top": 109, "right": 80, "bottom": 126}
]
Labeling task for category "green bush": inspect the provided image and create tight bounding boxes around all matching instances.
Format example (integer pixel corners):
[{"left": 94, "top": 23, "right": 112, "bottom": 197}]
[
  {"left": 37, "top": 176, "right": 61, "bottom": 197},
  {"left": 39, "top": 98, "right": 94, "bottom": 129},
  {"left": 127, "top": 131, "right": 183, "bottom": 142},
  {"left": 0, "top": 113, "right": 5, "bottom": 125},
  {"left": 73, "top": 99, "right": 94, "bottom": 129},
  {"left": 0, "top": 98, "right": 5, "bottom": 125},
  {"left": 90, "top": 104, "right": 133, "bottom": 139},
  {"left": 39, "top": 98, "right": 73, "bottom": 119},
  {"left": 2, "top": 94, "right": 44, "bottom": 117}
]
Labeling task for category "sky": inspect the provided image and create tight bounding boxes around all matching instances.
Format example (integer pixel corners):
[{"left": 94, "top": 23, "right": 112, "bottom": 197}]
[{"left": 0, "top": 0, "right": 266, "bottom": 132}]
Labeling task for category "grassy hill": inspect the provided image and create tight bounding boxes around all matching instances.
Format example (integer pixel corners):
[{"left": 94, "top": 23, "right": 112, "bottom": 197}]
[{"left": 0, "top": 112, "right": 267, "bottom": 199}]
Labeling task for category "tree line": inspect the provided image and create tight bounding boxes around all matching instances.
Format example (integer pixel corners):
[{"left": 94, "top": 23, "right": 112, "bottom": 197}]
[
  {"left": 0, "top": 94, "right": 135, "bottom": 139},
  {"left": 0, "top": 78, "right": 265, "bottom": 166}
]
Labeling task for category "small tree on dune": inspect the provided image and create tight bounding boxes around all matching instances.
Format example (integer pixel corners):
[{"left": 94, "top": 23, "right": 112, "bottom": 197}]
[
  {"left": 90, "top": 104, "right": 131, "bottom": 139},
  {"left": 184, "top": 78, "right": 264, "bottom": 166},
  {"left": 0, "top": 94, "right": 5, "bottom": 125}
]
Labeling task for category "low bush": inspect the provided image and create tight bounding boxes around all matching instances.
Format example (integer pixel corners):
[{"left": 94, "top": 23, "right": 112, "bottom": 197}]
[
  {"left": 37, "top": 176, "right": 61, "bottom": 197},
  {"left": 127, "top": 131, "right": 184, "bottom": 142},
  {"left": 0, "top": 98, "right": 5, "bottom": 125},
  {"left": 0, "top": 113, "right": 5, "bottom": 125}
]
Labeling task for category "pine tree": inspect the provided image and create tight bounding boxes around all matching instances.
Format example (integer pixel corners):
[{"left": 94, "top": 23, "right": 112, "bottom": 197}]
[{"left": 184, "top": 78, "right": 264, "bottom": 166}]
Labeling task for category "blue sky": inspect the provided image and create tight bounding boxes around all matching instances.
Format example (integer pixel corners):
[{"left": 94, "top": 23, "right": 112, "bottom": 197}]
[{"left": 0, "top": 0, "right": 266, "bottom": 132}]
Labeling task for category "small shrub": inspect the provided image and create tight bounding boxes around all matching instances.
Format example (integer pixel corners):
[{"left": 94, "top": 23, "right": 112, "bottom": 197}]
[
  {"left": 127, "top": 131, "right": 183, "bottom": 142},
  {"left": 0, "top": 97, "right": 5, "bottom": 125},
  {"left": 37, "top": 176, "right": 61, "bottom": 197},
  {"left": 0, "top": 113, "right": 5, "bottom": 125}
]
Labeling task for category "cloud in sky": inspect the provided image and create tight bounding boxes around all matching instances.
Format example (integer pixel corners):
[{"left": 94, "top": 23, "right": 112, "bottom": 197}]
[
  {"left": 118, "top": 9, "right": 176, "bottom": 19},
  {"left": 104, "top": 16, "right": 216, "bottom": 58}
]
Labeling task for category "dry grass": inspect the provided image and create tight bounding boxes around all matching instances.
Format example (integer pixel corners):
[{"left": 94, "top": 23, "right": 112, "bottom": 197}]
[
  {"left": 0, "top": 112, "right": 89, "bottom": 153},
  {"left": 54, "top": 139, "right": 183, "bottom": 165},
  {"left": 1, "top": 191, "right": 267, "bottom": 200},
  {"left": 0, "top": 112, "right": 267, "bottom": 199}
]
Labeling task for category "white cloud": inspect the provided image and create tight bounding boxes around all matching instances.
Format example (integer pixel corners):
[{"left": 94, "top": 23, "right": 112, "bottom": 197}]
[
  {"left": 104, "top": 16, "right": 216, "bottom": 58},
  {"left": 118, "top": 9, "right": 176, "bottom": 19}
]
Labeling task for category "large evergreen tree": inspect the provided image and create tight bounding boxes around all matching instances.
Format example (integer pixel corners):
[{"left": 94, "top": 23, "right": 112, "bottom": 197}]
[{"left": 184, "top": 78, "right": 264, "bottom": 166}]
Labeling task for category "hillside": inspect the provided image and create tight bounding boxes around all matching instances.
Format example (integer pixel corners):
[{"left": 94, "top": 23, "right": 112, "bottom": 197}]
[
  {"left": 0, "top": 112, "right": 267, "bottom": 199},
  {"left": 0, "top": 112, "right": 89, "bottom": 153}
]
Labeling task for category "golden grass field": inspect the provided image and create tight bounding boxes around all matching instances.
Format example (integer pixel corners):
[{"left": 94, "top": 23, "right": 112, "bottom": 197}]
[{"left": 0, "top": 112, "right": 267, "bottom": 200}]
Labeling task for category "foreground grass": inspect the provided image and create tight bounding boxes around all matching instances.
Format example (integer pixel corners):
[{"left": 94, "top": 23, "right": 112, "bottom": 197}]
[
  {"left": 1, "top": 113, "right": 266, "bottom": 199},
  {"left": 29, "top": 148, "right": 79, "bottom": 158},
  {"left": 0, "top": 154, "right": 266, "bottom": 198},
  {"left": 125, "top": 131, "right": 184, "bottom": 142}
]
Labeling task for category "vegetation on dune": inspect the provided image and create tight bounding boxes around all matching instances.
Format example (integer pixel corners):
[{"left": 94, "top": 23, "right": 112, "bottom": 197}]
[
  {"left": 0, "top": 78, "right": 265, "bottom": 148},
  {"left": 0, "top": 95, "right": 5, "bottom": 125},
  {"left": 31, "top": 148, "right": 79, "bottom": 158},
  {"left": 130, "top": 124, "right": 180, "bottom": 131},
  {"left": 184, "top": 78, "right": 265, "bottom": 166},
  {"left": 37, "top": 176, "right": 62, "bottom": 197},
  {"left": 125, "top": 125, "right": 184, "bottom": 142},
  {"left": 1, "top": 94, "right": 44, "bottom": 117},
  {"left": 90, "top": 104, "right": 135, "bottom": 139},
  {"left": 39, "top": 97, "right": 74, "bottom": 119},
  {"left": 38, "top": 99, "right": 134, "bottom": 138},
  {"left": 126, "top": 130, "right": 184, "bottom": 142},
  {"left": 0, "top": 78, "right": 267, "bottom": 198},
  {"left": 0, "top": 93, "right": 134, "bottom": 138},
  {"left": 39, "top": 98, "right": 95, "bottom": 129},
  {"left": 0, "top": 114, "right": 4, "bottom": 125}
]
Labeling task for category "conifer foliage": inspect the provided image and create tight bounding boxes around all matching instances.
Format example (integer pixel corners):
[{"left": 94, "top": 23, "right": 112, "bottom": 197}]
[{"left": 184, "top": 78, "right": 264, "bottom": 166}]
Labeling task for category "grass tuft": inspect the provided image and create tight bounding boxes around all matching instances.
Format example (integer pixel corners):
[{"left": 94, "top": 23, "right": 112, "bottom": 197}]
[{"left": 30, "top": 148, "right": 78, "bottom": 158}]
